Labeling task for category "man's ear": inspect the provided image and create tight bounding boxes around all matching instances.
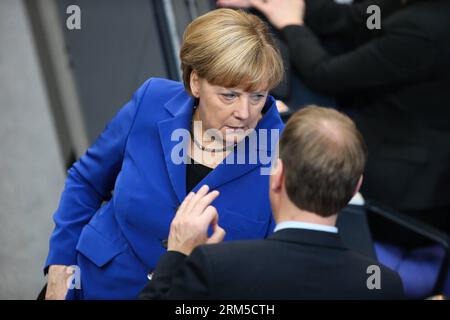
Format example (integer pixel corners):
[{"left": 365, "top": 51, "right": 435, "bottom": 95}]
[
  {"left": 270, "top": 158, "right": 284, "bottom": 192},
  {"left": 353, "top": 175, "right": 363, "bottom": 196},
  {"left": 190, "top": 70, "right": 200, "bottom": 98}
]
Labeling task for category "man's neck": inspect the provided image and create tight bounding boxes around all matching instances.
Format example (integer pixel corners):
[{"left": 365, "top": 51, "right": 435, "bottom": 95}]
[{"left": 275, "top": 200, "right": 337, "bottom": 228}]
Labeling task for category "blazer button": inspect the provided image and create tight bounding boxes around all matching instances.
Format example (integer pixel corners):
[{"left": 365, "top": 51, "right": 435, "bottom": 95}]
[
  {"left": 161, "top": 239, "right": 168, "bottom": 249},
  {"left": 147, "top": 273, "right": 153, "bottom": 281}
]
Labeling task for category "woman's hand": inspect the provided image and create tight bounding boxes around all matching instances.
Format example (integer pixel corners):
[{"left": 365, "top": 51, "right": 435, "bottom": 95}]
[
  {"left": 45, "top": 265, "right": 73, "bottom": 300},
  {"left": 168, "top": 185, "right": 226, "bottom": 255}
]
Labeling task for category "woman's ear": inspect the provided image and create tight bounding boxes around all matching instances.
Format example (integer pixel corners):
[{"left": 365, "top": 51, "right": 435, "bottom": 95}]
[{"left": 190, "top": 70, "right": 200, "bottom": 98}]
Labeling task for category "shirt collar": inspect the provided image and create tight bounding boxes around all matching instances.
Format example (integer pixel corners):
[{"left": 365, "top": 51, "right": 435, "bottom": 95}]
[{"left": 274, "top": 221, "right": 338, "bottom": 234}]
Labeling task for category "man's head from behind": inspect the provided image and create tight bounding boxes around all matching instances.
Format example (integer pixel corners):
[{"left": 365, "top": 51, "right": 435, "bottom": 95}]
[{"left": 270, "top": 106, "right": 368, "bottom": 223}]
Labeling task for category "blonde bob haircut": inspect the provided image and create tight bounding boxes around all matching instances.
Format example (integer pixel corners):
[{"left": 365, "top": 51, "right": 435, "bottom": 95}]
[{"left": 180, "top": 8, "right": 284, "bottom": 95}]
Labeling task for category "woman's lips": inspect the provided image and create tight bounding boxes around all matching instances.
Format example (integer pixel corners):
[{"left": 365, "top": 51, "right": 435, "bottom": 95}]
[{"left": 225, "top": 125, "right": 245, "bottom": 130}]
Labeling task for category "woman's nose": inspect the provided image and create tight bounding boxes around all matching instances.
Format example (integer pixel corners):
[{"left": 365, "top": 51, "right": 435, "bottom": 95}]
[{"left": 234, "top": 98, "right": 250, "bottom": 120}]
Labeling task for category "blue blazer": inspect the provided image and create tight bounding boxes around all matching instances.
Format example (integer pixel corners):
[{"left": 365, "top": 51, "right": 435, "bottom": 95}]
[{"left": 45, "top": 78, "right": 284, "bottom": 299}]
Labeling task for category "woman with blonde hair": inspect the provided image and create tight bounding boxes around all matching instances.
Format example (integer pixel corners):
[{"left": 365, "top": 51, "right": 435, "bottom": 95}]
[{"left": 44, "top": 8, "right": 284, "bottom": 299}]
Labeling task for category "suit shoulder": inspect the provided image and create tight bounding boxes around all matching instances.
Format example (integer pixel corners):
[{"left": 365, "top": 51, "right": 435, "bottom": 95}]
[
  {"left": 147, "top": 77, "right": 183, "bottom": 89},
  {"left": 193, "top": 239, "right": 282, "bottom": 271},
  {"left": 132, "top": 77, "right": 187, "bottom": 120},
  {"left": 137, "top": 77, "right": 184, "bottom": 101},
  {"left": 196, "top": 240, "right": 267, "bottom": 259},
  {"left": 141, "top": 77, "right": 185, "bottom": 100},
  {"left": 346, "top": 250, "right": 390, "bottom": 272},
  {"left": 347, "top": 250, "right": 404, "bottom": 298}
]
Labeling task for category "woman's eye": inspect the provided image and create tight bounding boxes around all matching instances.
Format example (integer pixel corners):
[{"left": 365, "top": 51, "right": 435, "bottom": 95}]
[
  {"left": 251, "top": 94, "right": 265, "bottom": 101},
  {"left": 222, "top": 93, "right": 236, "bottom": 100}
]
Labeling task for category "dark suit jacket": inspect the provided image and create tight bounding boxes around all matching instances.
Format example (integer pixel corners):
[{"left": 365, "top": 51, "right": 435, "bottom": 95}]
[
  {"left": 139, "top": 229, "right": 404, "bottom": 300},
  {"left": 280, "top": 0, "right": 450, "bottom": 234}
]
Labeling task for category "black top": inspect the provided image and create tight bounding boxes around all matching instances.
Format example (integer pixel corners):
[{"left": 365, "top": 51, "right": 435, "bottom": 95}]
[{"left": 186, "top": 157, "right": 213, "bottom": 193}]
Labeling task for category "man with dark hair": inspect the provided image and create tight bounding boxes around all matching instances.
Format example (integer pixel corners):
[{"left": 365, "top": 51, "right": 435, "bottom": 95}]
[{"left": 139, "top": 106, "right": 404, "bottom": 300}]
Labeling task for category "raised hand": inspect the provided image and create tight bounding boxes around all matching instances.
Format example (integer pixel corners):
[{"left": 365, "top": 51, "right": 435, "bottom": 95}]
[{"left": 167, "top": 185, "right": 226, "bottom": 255}]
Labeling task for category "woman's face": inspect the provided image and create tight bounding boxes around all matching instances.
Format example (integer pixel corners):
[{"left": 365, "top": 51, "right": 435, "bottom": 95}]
[{"left": 190, "top": 72, "right": 269, "bottom": 144}]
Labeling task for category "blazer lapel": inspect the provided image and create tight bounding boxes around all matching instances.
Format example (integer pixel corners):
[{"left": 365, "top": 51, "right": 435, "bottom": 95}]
[{"left": 157, "top": 90, "right": 194, "bottom": 203}]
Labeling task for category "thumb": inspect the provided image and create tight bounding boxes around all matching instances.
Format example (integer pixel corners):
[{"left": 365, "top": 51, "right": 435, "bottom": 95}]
[
  {"left": 207, "top": 225, "right": 226, "bottom": 244},
  {"left": 202, "top": 206, "right": 225, "bottom": 243}
]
